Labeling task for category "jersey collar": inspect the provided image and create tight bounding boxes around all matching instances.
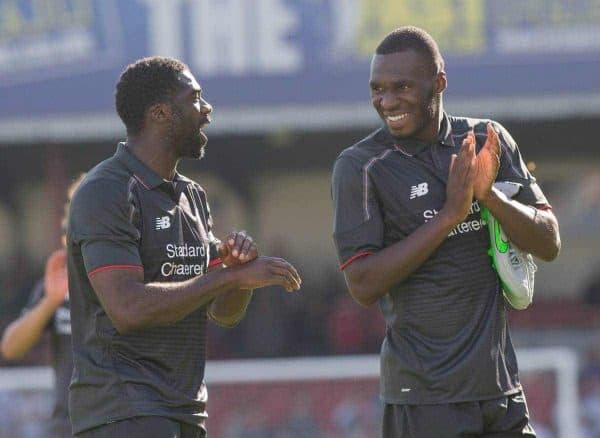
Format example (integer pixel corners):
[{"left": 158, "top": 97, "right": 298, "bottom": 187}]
[
  {"left": 438, "top": 113, "right": 456, "bottom": 147},
  {"left": 114, "top": 142, "right": 167, "bottom": 190}
]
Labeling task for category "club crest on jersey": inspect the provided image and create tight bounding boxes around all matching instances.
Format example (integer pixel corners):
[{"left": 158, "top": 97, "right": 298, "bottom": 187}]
[
  {"left": 410, "top": 182, "right": 428, "bottom": 199},
  {"left": 155, "top": 216, "right": 171, "bottom": 230}
]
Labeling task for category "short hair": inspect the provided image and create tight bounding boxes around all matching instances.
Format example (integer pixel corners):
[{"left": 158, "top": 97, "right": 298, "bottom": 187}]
[
  {"left": 375, "top": 26, "right": 444, "bottom": 74},
  {"left": 115, "top": 56, "right": 189, "bottom": 135}
]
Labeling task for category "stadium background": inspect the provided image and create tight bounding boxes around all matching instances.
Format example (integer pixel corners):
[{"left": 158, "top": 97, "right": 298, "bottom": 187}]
[{"left": 0, "top": 0, "right": 599, "bottom": 437}]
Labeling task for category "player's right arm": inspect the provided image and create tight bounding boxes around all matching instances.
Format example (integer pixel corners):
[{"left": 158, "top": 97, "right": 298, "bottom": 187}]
[
  {"left": 1, "top": 249, "right": 68, "bottom": 359},
  {"left": 70, "top": 179, "right": 299, "bottom": 335},
  {"left": 89, "top": 256, "right": 300, "bottom": 334},
  {"left": 333, "top": 134, "right": 476, "bottom": 307}
]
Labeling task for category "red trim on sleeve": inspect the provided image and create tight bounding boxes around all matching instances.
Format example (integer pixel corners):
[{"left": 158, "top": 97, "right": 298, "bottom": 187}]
[
  {"left": 536, "top": 203, "right": 553, "bottom": 211},
  {"left": 88, "top": 264, "right": 144, "bottom": 277},
  {"left": 339, "top": 252, "right": 373, "bottom": 271},
  {"left": 208, "top": 258, "right": 223, "bottom": 268}
]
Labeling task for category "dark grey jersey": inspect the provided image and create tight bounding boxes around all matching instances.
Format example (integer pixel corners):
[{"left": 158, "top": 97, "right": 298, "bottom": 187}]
[
  {"left": 23, "top": 280, "right": 72, "bottom": 437},
  {"left": 67, "top": 143, "right": 221, "bottom": 434},
  {"left": 332, "top": 114, "right": 548, "bottom": 404}
]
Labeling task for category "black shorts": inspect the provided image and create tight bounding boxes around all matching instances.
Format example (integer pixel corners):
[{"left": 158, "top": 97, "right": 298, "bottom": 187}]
[
  {"left": 75, "top": 416, "right": 206, "bottom": 438},
  {"left": 382, "top": 391, "right": 536, "bottom": 438}
]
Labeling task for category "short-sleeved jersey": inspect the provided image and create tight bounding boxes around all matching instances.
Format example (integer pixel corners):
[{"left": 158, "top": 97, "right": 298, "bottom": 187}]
[
  {"left": 23, "top": 280, "right": 72, "bottom": 437},
  {"left": 67, "top": 143, "right": 221, "bottom": 434},
  {"left": 332, "top": 114, "right": 548, "bottom": 404}
]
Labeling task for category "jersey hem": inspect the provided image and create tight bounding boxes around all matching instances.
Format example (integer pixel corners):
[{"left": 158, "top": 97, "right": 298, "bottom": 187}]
[
  {"left": 380, "top": 385, "right": 522, "bottom": 405},
  {"left": 71, "top": 407, "right": 208, "bottom": 435}
]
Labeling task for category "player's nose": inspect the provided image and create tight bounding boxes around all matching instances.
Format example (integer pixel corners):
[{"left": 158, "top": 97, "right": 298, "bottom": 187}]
[
  {"left": 200, "top": 99, "right": 212, "bottom": 115},
  {"left": 380, "top": 92, "right": 399, "bottom": 111}
]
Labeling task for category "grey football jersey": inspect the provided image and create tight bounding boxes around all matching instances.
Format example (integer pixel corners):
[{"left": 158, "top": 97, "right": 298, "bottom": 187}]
[
  {"left": 332, "top": 114, "right": 548, "bottom": 404},
  {"left": 67, "top": 143, "right": 220, "bottom": 434}
]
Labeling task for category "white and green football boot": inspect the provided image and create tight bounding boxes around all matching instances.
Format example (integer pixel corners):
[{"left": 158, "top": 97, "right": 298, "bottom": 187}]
[{"left": 481, "top": 182, "right": 537, "bottom": 310}]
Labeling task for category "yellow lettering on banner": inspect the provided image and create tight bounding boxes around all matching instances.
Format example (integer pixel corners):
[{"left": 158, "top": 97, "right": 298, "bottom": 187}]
[
  {"left": 72, "top": 0, "right": 93, "bottom": 27},
  {"left": 550, "top": 2, "right": 565, "bottom": 24},
  {"left": 494, "top": 0, "right": 600, "bottom": 27},
  {"left": 0, "top": 0, "right": 93, "bottom": 42},
  {"left": 31, "top": 0, "right": 55, "bottom": 33},
  {"left": 356, "top": 0, "right": 484, "bottom": 57},
  {"left": 0, "top": 1, "right": 26, "bottom": 40},
  {"left": 593, "top": 1, "right": 600, "bottom": 21}
]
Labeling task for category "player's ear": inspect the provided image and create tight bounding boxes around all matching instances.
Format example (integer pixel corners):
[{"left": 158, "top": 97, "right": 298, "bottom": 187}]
[
  {"left": 434, "top": 71, "right": 447, "bottom": 94},
  {"left": 148, "top": 103, "right": 171, "bottom": 124}
]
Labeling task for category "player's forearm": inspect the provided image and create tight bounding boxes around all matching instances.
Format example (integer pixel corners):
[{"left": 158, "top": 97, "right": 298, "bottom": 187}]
[
  {"left": 344, "top": 211, "right": 459, "bottom": 306},
  {"left": 208, "top": 289, "right": 254, "bottom": 328},
  {"left": 481, "top": 188, "right": 561, "bottom": 261},
  {"left": 102, "top": 269, "right": 242, "bottom": 334},
  {"left": 0, "top": 297, "right": 57, "bottom": 360}
]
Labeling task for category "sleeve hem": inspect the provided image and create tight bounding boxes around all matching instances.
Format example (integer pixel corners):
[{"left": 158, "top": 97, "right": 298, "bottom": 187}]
[
  {"left": 339, "top": 252, "right": 374, "bottom": 271},
  {"left": 88, "top": 264, "right": 144, "bottom": 277},
  {"left": 208, "top": 257, "right": 223, "bottom": 268}
]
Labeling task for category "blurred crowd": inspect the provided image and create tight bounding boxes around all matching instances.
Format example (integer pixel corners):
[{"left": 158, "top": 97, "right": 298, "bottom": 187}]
[{"left": 206, "top": 263, "right": 385, "bottom": 360}]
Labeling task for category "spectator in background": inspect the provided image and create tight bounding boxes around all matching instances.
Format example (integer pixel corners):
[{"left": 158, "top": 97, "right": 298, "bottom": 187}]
[
  {"left": 0, "top": 174, "right": 84, "bottom": 438},
  {"left": 583, "top": 269, "right": 600, "bottom": 306},
  {"left": 581, "top": 337, "right": 600, "bottom": 438}
]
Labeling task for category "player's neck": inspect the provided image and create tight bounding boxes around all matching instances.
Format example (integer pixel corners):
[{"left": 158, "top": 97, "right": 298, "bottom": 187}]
[
  {"left": 126, "top": 134, "right": 179, "bottom": 181},
  {"left": 418, "top": 107, "right": 444, "bottom": 143}
]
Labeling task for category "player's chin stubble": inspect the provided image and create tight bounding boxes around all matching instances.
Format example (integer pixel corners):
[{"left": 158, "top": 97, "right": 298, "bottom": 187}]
[{"left": 184, "top": 132, "right": 206, "bottom": 159}]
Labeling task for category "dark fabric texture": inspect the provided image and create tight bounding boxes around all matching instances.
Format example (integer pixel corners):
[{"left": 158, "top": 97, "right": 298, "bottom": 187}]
[
  {"left": 382, "top": 391, "right": 536, "bottom": 438},
  {"left": 332, "top": 114, "right": 548, "bottom": 404},
  {"left": 67, "top": 143, "right": 220, "bottom": 434},
  {"left": 75, "top": 416, "right": 206, "bottom": 438},
  {"left": 24, "top": 279, "right": 73, "bottom": 437}
]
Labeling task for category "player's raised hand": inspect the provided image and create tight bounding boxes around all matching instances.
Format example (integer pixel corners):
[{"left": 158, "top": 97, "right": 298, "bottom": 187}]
[
  {"left": 444, "top": 130, "right": 476, "bottom": 223},
  {"left": 236, "top": 256, "right": 301, "bottom": 293},
  {"left": 219, "top": 230, "right": 258, "bottom": 267},
  {"left": 473, "top": 123, "right": 501, "bottom": 202},
  {"left": 44, "top": 248, "right": 69, "bottom": 307}
]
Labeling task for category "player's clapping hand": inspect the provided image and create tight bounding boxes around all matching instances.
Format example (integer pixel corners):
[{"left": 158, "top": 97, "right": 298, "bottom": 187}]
[
  {"left": 473, "top": 123, "right": 501, "bottom": 202},
  {"left": 445, "top": 130, "right": 476, "bottom": 223},
  {"left": 44, "top": 248, "right": 69, "bottom": 307},
  {"left": 218, "top": 230, "right": 258, "bottom": 267}
]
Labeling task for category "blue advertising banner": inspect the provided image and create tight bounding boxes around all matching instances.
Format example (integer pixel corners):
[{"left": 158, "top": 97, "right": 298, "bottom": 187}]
[{"left": 1, "top": 0, "right": 599, "bottom": 141}]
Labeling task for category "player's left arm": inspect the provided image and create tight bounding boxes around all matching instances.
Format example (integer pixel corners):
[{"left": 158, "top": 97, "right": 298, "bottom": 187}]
[
  {"left": 207, "top": 230, "right": 257, "bottom": 328},
  {"left": 473, "top": 123, "right": 561, "bottom": 261}
]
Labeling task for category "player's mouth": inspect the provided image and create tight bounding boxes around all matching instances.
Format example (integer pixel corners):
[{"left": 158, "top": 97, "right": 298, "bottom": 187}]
[
  {"left": 199, "top": 116, "right": 211, "bottom": 130},
  {"left": 385, "top": 112, "right": 409, "bottom": 130},
  {"left": 198, "top": 117, "right": 211, "bottom": 144}
]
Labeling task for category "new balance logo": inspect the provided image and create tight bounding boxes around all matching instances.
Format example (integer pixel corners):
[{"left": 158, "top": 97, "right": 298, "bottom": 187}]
[
  {"left": 410, "top": 182, "right": 428, "bottom": 199},
  {"left": 155, "top": 216, "right": 171, "bottom": 230}
]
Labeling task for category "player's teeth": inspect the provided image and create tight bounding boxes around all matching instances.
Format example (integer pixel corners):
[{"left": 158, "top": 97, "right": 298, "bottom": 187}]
[{"left": 388, "top": 114, "right": 407, "bottom": 122}]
